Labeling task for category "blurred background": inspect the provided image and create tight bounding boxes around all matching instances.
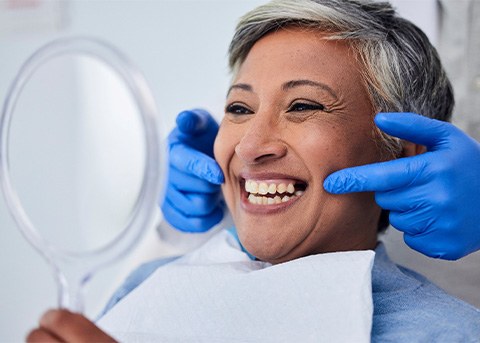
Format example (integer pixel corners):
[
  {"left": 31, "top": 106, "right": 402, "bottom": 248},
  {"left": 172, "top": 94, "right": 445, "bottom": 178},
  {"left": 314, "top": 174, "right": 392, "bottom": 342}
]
[{"left": 0, "top": 0, "right": 478, "bottom": 341}]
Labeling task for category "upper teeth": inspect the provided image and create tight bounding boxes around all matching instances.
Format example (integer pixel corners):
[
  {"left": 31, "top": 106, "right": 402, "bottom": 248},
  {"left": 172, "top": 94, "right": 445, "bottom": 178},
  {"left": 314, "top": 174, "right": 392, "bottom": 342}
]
[{"left": 245, "top": 180, "right": 296, "bottom": 195}]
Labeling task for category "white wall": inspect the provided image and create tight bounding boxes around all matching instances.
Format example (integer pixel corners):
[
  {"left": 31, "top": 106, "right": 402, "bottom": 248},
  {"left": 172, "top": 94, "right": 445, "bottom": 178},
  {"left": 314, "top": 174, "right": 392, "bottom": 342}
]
[{"left": 0, "top": 1, "right": 267, "bottom": 341}]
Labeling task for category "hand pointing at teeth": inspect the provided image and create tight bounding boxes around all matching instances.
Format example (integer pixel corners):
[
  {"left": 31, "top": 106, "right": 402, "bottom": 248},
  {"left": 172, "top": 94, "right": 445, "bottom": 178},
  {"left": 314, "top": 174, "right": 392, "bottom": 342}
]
[{"left": 323, "top": 112, "right": 480, "bottom": 260}]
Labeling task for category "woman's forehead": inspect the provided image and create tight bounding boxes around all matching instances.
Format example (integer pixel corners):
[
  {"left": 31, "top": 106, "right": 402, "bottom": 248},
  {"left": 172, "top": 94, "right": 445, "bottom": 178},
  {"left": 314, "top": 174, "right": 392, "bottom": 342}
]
[{"left": 231, "top": 29, "right": 365, "bottom": 99}]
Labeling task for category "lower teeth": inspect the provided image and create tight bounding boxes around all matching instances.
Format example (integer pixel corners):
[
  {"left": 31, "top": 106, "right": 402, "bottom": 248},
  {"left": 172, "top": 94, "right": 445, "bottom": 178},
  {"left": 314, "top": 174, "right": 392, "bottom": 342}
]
[{"left": 247, "top": 193, "right": 302, "bottom": 205}]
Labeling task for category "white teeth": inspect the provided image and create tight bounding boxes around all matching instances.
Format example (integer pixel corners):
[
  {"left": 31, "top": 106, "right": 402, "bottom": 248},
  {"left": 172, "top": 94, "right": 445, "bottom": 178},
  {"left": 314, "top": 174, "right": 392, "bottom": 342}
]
[
  {"left": 245, "top": 180, "right": 258, "bottom": 193},
  {"left": 246, "top": 191, "right": 304, "bottom": 206},
  {"left": 277, "top": 183, "right": 287, "bottom": 194},
  {"left": 245, "top": 179, "right": 305, "bottom": 201},
  {"left": 245, "top": 180, "right": 251, "bottom": 192},
  {"left": 258, "top": 182, "right": 268, "bottom": 195},
  {"left": 287, "top": 183, "right": 295, "bottom": 194},
  {"left": 268, "top": 183, "right": 277, "bottom": 194}
]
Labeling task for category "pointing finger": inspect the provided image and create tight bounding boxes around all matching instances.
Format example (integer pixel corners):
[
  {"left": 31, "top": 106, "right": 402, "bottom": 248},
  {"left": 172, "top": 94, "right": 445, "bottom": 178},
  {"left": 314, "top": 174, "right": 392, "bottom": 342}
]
[{"left": 324, "top": 155, "right": 429, "bottom": 194}]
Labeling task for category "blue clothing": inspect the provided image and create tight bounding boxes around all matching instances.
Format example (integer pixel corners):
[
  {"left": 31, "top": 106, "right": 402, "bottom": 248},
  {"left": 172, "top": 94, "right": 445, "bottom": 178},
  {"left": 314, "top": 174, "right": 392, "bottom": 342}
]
[
  {"left": 372, "top": 244, "right": 480, "bottom": 341},
  {"left": 103, "top": 231, "right": 480, "bottom": 341}
]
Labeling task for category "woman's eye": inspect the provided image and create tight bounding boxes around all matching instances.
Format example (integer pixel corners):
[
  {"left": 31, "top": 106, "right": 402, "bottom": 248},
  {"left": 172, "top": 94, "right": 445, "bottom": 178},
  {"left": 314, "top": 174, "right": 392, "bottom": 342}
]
[
  {"left": 287, "top": 102, "right": 325, "bottom": 112},
  {"left": 225, "top": 104, "right": 253, "bottom": 115}
]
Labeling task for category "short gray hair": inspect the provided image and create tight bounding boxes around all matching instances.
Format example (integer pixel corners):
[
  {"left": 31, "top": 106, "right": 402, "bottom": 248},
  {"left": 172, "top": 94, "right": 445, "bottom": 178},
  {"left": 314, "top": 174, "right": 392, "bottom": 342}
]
[{"left": 228, "top": 0, "right": 454, "bottom": 157}]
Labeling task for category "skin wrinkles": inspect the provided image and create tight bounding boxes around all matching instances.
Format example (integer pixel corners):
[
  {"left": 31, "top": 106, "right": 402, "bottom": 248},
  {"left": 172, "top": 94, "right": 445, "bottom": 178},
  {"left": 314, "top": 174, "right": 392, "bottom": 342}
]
[
  {"left": 227, "top": 80, "right": 349, "bottom": 123},
  {"left": 215, "top": 28, "right": 384, "bottom": 264}
]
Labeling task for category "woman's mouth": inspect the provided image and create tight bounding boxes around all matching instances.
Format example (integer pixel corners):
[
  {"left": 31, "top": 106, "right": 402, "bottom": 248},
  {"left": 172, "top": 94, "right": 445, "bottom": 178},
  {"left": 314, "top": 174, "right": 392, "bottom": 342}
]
[{"left": 242, "top": 178, "right": 307, "bottom": 206}]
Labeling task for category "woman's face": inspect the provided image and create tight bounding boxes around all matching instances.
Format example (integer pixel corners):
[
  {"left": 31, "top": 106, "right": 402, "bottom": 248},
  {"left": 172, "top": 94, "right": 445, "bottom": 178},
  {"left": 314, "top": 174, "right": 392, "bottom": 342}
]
[{"left": 214, "top": 29, "right": 383, "bottom": 264}]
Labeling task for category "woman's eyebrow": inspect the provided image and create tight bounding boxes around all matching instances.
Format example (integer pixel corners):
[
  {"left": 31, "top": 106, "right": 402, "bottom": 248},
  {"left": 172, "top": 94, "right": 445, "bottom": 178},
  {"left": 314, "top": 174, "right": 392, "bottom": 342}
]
[
  {"left": 282, "top": 79, "right": 338, "bottom": 100},
  {"left": 227, "top": 83, "right": 252, "bottom": 96}
]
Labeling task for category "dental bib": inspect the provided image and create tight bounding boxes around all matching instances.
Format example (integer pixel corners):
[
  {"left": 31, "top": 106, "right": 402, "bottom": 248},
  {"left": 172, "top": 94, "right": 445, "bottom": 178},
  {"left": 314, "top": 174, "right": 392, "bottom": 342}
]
[{"left": 97, "top": 230, "right": 374, "bottom": 342}]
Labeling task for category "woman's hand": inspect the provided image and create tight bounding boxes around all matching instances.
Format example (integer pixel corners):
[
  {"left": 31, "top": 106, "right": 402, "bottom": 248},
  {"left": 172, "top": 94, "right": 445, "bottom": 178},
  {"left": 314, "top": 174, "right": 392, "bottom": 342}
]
[{"left": 26, "top": 309, "right": 116, "bottom": 343}]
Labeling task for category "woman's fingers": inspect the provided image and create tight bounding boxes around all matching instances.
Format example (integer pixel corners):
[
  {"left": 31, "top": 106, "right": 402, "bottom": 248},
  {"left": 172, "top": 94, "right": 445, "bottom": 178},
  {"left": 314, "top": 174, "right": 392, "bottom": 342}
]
[
  {"left": 36, "top": 309, "right": 116, "bottom": 343},
  {"left": 26, "top": 328, "right": 62, "bottom": 343}
]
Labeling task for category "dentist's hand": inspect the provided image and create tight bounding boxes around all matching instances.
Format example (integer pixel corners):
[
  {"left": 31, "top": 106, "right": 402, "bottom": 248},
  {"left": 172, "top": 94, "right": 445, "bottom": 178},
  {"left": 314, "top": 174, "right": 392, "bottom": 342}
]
[
  {"left": 324, "top": 112, "right": 480, "bottom": 260},
  {"left": 161, "top": 109, "right": 224, "bottom": 232}
]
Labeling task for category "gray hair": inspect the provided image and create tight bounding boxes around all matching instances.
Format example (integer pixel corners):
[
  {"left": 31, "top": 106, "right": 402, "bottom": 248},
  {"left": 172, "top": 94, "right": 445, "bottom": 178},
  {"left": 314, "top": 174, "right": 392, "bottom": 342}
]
[{"left": 228, "top": 0, "right": 454, "bottom": 157}]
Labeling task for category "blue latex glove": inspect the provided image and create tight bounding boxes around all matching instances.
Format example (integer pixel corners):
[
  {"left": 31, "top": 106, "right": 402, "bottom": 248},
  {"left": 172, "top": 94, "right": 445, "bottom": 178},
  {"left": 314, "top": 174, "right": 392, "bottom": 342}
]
[
  {"left": 161, "top": 109, "right": 224, "bottom": 232},
  {"left": 324, "top": 112, "right": 480, "bottom": 260}
]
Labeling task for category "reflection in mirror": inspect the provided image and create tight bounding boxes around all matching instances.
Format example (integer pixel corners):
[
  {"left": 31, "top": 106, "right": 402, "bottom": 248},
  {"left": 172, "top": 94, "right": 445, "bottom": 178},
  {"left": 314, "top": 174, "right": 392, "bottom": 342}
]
[{"left": 9, "top": 54, "right": 146, "bottom": 254}]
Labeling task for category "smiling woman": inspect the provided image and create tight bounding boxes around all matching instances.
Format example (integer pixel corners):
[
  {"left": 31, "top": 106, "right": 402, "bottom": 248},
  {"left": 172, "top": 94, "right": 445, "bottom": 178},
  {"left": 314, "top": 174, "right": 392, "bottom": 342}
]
[
  {"left": 217, "top": 29, "right": 382, "bottom": 264},
  {"left": 26, "top": 0, "right": 480, "bottom": 342}
]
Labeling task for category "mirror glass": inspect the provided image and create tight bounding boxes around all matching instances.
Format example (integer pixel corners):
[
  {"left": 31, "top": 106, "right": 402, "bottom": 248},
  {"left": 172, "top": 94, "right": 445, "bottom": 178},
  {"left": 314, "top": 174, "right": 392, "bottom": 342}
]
[{"left": 8, "top": 54, "right": 146, "bottom": 254}]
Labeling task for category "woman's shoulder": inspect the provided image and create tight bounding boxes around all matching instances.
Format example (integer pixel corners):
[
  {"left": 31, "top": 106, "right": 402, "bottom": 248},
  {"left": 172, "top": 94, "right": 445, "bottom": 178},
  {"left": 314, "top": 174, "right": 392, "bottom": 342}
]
[
  {"left": 372, "top": 243, "right": 480, "bottom": 341},
  {"left": 98, "top": 256, "right": 181, "bottom": 318}
]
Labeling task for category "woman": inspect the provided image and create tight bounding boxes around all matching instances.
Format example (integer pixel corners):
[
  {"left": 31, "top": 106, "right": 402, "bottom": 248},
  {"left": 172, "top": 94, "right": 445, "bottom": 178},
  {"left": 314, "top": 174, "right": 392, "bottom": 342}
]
[{"left": 27, "top": 0, "right": 480, "bottom": 341}]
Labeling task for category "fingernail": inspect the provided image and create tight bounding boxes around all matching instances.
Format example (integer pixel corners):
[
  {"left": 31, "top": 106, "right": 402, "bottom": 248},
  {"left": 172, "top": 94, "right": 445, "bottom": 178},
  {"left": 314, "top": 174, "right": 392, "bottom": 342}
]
[{"left": 39, "top": 309, "right": 60, "bottom": 326}]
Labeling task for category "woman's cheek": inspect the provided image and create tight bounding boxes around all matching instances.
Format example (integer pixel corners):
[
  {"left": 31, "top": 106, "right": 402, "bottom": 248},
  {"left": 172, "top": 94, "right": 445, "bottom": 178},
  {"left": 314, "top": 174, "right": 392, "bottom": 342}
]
[
  {"left": 214, "top": 121, "right": 238, "bottom": 209},
  {"left": 213, "top": 122, "right": 228, "bottom": 170},
  {"left": 214, "top": 120, "right": 242, "bottom": 168}
]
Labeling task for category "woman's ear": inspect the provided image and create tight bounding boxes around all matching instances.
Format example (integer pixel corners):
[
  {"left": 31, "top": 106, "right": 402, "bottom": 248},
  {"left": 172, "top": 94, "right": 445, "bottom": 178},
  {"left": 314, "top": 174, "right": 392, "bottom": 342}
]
[{"left": 401, "top": 140, "right": 427, "bottom": 157}]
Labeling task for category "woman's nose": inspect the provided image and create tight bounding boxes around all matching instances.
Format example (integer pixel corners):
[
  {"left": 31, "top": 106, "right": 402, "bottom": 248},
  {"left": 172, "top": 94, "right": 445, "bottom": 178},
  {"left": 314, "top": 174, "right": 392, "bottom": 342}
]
[{"left": 235, "top": 117, "right": 287, "bottom": 164}]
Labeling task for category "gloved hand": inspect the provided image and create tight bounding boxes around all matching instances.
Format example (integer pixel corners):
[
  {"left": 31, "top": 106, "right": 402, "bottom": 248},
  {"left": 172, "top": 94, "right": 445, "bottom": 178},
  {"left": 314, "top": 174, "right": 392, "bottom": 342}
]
[
  {"left": 161, "top": 109, "right": 224, "bottom": 232},
  {"left": 324, "top": 112, "right": 480, "bottom": 260}
]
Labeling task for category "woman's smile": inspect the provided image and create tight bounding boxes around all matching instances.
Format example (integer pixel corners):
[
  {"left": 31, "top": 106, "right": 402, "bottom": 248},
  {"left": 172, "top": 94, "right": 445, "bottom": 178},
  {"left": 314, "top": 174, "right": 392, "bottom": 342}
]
[{"left": 240, "top": 173, "right": 308, "bottom": 212}]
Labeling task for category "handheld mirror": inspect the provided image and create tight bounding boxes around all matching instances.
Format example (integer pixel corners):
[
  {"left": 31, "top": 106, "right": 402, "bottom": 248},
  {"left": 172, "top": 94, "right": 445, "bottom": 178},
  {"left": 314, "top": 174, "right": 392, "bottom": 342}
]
[{"left": 0, "top": 37, "right": 164, "bottom": 313}]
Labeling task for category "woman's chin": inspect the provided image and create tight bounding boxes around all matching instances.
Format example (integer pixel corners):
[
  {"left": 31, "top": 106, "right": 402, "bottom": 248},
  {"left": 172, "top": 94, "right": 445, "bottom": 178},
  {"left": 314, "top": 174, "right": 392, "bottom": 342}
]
[{"left": 239, "top": 234, "right": 298, "bottom": 264}]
